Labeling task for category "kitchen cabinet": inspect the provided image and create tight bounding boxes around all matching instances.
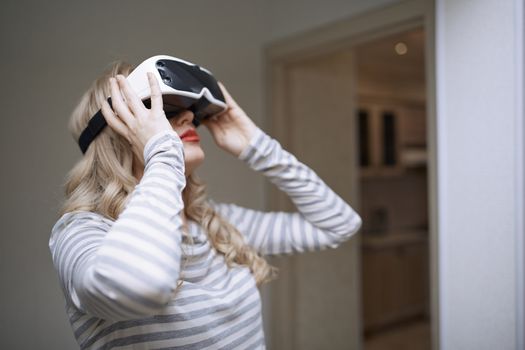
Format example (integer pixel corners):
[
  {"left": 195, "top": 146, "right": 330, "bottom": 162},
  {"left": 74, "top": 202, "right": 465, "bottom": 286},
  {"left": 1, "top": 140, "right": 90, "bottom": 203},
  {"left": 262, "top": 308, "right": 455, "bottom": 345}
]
[
  {"left": 361, "top": 231, "right": 430, "bottom": 333},
  {"left": 357, "top": 99, "right": 427, "bottom": 178}
]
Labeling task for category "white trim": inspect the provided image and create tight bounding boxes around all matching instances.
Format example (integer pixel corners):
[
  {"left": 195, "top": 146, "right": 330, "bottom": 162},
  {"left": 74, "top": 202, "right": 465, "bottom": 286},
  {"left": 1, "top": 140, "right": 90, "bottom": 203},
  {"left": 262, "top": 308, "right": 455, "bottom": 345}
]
[
  {"left": 514, "top": 0, "right": 525, "bottom": 348},
  {"left": 436, "top": 0, "right": 524, "bottom": 347},
  {"left": 435, "top": 0, "right": 448, "bottom": 346}
]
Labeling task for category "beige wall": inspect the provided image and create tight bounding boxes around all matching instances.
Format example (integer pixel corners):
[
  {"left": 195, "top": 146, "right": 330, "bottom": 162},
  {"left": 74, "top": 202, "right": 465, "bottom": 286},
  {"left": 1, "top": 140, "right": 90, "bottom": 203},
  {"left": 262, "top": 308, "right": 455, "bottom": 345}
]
[
  {"left": 0, "top": 2, "right": 269, "bottom": 348},
  {"left": 0, "top": 0, "right": 400, "bottom": 348}
]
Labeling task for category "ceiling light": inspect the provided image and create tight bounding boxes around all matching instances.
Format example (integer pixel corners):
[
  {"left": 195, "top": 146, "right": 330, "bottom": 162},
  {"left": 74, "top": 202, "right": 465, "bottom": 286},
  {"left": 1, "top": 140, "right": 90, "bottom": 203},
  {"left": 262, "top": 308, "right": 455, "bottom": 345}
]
[{"left": 395, "top": 42, "right": 408, "bottom": 55}]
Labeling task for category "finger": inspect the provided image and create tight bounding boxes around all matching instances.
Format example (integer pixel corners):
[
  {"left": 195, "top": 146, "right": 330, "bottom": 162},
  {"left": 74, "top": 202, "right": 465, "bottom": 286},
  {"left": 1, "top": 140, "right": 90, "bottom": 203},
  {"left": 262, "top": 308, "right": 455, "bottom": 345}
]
[
  {"left": 203, "top": 116, "right": 224, "bottom": 133},
  {"left": 109, "top": 77, "right": 135, "bottom": 126},
  {"left": 147, "top": 72, "right": 163, "bottom": 112},
  {"left": 101, "top": 99, "right": 131, "bottom": 142},
  {"left": 218, "top": 82, "right": 239, "bottom": 108},
  {"left": 200, "top": 119, "right": 217, "bottom": 134},
  {"left": 200, "top": 117, "right": 214, "bottom": 127},
  {"left": 116, "top": 75, "right": 147, "bottom": 116}
]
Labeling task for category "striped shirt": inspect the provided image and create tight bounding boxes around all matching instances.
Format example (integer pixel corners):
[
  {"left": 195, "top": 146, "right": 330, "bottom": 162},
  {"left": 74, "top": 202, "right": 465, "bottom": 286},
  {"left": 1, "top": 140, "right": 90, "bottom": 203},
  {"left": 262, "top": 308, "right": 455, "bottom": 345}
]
[{"left": 49, "top": 126, "right": 362, "bottom": 349}]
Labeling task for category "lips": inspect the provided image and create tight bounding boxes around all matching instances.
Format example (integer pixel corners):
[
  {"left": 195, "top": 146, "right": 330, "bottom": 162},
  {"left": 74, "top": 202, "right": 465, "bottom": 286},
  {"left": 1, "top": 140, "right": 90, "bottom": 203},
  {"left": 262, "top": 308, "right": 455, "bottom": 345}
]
[{"left": 179, "top": 128, "right": 200, "bottom": 142}]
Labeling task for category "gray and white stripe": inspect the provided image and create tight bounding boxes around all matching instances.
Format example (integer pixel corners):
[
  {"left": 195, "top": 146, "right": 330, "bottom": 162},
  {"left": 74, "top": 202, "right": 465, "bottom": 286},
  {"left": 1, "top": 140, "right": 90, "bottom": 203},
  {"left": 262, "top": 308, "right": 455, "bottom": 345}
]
[
  {"left": 49, "top": 126, "right": 362, "bottom": 349},
  {"left": 210, "top": 126, "right": 362, "bottom": 256}
]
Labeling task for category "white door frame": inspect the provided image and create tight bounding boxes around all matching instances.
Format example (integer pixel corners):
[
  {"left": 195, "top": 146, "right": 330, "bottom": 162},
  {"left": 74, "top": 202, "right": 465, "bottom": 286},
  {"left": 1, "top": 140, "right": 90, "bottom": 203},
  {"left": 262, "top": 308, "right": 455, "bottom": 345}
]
[{"left": 264, "top": 0, "right": 438, "bottom": 349}]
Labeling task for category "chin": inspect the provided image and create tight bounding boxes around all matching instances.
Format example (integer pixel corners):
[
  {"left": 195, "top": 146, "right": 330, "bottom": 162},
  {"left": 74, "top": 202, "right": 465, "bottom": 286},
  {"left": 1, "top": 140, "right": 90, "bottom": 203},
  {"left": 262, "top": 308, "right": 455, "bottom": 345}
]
[{"left": 184, "top": 147, "right": 205, "bottom": 176}]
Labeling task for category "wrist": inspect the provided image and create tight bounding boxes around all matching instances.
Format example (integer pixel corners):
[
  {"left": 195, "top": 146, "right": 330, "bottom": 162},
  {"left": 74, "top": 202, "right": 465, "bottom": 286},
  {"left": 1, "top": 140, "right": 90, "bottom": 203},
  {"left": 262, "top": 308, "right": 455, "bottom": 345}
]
[{"left": 237, "top": 126, "right": 265, "bottom": 161}]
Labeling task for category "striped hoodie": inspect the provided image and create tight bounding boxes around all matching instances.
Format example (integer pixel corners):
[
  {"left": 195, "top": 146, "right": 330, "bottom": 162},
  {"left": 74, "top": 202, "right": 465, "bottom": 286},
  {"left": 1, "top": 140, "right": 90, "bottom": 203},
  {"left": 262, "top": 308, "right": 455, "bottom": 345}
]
[{"left": 49, "top": 126, "right": 362, "bottom": 349}]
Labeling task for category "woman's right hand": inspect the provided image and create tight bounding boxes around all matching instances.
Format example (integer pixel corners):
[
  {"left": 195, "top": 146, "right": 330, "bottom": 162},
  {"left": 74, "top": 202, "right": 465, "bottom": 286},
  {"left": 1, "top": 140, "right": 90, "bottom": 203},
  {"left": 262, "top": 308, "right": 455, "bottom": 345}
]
[{"left": 101, "top": 72, "right": 173, "bottom": 164}]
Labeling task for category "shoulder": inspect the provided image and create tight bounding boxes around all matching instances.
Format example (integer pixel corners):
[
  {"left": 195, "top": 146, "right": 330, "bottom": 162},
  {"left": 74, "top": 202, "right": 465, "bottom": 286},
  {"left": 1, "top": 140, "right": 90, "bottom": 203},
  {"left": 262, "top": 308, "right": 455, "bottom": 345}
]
[
  {"left": 51, "top": 210, "right": 112, "bottom": 233},
  {"left": 49, "top": 210, "right": 112, "bottom": 251}
]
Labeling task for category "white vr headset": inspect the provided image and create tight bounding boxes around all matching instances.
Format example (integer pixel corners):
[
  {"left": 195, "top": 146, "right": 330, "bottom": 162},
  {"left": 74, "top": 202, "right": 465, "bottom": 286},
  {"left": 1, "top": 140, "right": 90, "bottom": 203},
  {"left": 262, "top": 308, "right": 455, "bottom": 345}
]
[{"left": 78, "top": 54, "right": 228, "bottom": 154}]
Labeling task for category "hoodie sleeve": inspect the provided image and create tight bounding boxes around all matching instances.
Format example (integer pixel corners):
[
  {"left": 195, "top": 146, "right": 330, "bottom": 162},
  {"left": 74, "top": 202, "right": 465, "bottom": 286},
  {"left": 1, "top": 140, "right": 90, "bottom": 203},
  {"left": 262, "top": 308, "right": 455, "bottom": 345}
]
[
  {"left": 48, "top": 129, "right": 186, "bottom": 321},
  {"left": 209, "top": 126, "right": 362, "bottom": 256}
]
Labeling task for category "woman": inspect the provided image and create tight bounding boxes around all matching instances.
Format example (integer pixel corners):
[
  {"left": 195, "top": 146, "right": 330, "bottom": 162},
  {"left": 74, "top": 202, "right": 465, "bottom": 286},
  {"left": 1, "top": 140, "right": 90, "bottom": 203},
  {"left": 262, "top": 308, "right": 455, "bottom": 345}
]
[{"left": 49, "top": 60, "right": 362, "bottom": 349}]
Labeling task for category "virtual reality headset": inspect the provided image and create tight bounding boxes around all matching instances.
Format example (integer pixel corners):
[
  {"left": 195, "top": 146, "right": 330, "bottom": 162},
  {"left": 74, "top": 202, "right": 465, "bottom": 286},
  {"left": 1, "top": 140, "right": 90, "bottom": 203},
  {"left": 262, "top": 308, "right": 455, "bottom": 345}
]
[{"left": 78, "top": 54, "right": 228, "bottom": 154}]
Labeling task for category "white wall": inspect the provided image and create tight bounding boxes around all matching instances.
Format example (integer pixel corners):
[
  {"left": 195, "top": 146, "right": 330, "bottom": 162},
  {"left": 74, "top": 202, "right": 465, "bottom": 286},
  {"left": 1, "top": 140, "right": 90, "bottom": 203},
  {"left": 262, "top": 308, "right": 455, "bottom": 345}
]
[
  {"left": 0, "top": 0, "right": 402, "bottom": 348},
  {"left": 264, "top": 0, "right": 397, "bottom": 41},
  {"left": 436, "top": 0, "right": 524, "bottom": 349}
]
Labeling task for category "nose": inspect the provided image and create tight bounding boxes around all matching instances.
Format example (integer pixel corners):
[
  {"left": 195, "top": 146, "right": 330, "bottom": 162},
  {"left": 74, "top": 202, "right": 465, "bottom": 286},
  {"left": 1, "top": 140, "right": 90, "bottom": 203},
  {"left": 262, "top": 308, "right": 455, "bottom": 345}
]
[{"left": 172, "top": 110, "right": 195, "bottom": 126}]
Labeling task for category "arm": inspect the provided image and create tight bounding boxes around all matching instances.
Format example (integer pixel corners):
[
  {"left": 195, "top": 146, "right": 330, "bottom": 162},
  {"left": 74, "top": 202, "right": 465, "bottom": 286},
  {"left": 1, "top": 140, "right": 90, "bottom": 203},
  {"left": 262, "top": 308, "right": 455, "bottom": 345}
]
[
  {"left": 49, "top": 130, "right": 186, "bottom": 321},
  {"left": 209, "top": 127, "right": 362, "bottom": 256}
]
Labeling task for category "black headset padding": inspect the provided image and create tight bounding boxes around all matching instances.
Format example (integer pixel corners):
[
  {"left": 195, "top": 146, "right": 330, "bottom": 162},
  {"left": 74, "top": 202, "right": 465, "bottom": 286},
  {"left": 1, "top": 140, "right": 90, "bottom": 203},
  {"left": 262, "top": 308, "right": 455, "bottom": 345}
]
[{"left": 78, "top": 59, "right": 224, "bottom": 154}]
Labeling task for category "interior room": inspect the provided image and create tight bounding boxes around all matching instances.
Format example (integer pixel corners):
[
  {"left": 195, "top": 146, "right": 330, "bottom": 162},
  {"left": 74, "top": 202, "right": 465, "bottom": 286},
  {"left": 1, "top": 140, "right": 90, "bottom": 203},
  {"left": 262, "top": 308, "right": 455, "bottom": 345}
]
[
  {"left": 355, "top": 27, "right": 431, "bottom": 350},
  {"left": 264, "top": 24, "right": 431, "bottom": 349},
  {"left": 0, "top": 0, "right": 523, "bottom": 349}
]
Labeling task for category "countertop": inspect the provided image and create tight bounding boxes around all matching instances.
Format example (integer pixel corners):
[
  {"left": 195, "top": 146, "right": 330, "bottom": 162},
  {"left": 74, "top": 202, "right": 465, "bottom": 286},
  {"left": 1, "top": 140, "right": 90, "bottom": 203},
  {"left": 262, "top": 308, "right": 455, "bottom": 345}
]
[{"left": 361, "top": 229, "right": 428, "bottom": 250}]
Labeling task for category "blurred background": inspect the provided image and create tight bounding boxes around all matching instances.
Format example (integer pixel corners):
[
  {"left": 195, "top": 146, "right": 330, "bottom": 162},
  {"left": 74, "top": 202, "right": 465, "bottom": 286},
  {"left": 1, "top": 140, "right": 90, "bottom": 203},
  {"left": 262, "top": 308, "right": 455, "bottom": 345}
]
[{"left": 0, "top": 0, "right": 523, "bottom": 349}]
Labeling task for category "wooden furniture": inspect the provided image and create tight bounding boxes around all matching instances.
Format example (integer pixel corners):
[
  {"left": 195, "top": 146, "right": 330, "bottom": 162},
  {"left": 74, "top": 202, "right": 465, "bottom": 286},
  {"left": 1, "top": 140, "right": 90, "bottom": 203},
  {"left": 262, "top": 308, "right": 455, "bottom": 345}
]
[
  {"left": 361, "top": 230, "right": 430, "bottom": 334},
  {"left": 357, "top": 99, "right": 427, "bottom": 179},
  {"left": 358, "top": 98, "right": 430, "bottom": 334}
]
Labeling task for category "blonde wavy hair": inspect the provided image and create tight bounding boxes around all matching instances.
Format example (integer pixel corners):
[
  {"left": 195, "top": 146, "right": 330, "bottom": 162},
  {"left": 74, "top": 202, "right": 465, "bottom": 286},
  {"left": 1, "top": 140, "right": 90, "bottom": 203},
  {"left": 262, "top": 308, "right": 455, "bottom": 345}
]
[{"left": 58, "top": 60, "right": 278, "bottom": 288}]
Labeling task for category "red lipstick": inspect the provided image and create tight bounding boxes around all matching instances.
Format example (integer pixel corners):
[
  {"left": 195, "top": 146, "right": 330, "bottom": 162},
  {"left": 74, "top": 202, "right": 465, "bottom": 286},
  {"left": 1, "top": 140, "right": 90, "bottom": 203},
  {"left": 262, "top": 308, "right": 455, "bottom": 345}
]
[{"left": 179, "top": 129, "right": 200, "bottom": 142}]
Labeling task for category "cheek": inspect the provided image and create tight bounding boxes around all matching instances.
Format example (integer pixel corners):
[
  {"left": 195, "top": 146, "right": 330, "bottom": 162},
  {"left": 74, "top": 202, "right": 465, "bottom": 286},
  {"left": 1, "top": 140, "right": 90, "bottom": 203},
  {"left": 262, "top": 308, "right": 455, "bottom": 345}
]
[
  {"left": 171, "top": 126, "right": 182, "bottom": 136},
  {"left": 168, "top": 119, "right": 183, "bottom": 134}
]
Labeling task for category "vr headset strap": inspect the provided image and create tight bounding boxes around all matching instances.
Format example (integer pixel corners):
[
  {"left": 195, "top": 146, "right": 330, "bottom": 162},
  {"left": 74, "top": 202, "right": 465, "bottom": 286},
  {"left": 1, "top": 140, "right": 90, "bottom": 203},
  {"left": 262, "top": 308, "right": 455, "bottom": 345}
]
[
  {"left": 78, "top": 97, "right": 112, "bottom": 154},
  {"left": 78, "top": 97, "right": 201, "bottom": 154}
]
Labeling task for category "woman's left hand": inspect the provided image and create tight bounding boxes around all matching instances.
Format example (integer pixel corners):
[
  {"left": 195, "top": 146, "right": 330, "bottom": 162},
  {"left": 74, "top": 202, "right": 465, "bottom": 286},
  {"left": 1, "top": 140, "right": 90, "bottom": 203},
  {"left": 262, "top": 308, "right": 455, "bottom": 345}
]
[{"left": 201, "top": 82, "right": 258, "bottom": 157}]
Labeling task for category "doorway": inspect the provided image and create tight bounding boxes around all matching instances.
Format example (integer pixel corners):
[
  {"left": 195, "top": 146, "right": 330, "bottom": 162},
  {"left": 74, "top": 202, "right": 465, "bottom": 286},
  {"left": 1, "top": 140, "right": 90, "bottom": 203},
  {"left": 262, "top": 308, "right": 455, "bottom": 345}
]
[
  {"left": 356, "top": 27, "right": 431, "bottom": 350},
  {"left": 264, "top": 1, "right": 436, "bottom": 349}
]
